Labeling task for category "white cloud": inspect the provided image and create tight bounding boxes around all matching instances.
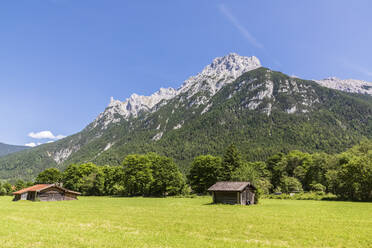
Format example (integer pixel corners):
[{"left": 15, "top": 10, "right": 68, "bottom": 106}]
[
  {"left": 25, "top": 142, "right": 43, "bottom": 147},
  {"left": 28, "top": 131, "right": 66, "bottom": 140},
  {"left": 55, "top": 134, "right": 66, "bottom": 139},
  {"left": 28, "top": 131, "right": 55, "bottom": 139},
  {"left": 218, "top": 4, "right": 263, "bottom": 49},
  {"left": 25, "top": 142, "right": 37, "bottom": 147}
]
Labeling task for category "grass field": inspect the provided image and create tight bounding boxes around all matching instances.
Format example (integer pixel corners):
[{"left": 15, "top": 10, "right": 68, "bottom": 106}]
[{"left": 0, "top": 196, "right": 371, "bottom": 248}]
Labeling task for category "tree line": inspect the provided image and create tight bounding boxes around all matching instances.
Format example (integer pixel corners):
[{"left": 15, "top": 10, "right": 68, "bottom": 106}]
[
  {"left": 188, "top": 140, "right": 372, "bottom": 201},
  {"left": 1, "top": 140, "right": 371, "bottom": 201}
]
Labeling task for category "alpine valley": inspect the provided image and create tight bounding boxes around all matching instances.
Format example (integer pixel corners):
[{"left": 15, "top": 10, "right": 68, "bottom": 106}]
[{"left": 1, "top": 53, "right": 371, "bottom": 180}]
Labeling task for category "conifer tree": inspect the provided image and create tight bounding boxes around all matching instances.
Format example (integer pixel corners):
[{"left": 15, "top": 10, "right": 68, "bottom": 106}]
[{"left": 221, "top": 144, "right": 242, "bottom": 181}]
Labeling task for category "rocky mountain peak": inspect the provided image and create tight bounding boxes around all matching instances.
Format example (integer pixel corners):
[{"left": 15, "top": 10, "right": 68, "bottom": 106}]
[
  {"left": 178, "top": 53, "right": 261, "bottom": 97},
  {"left": 209, "top": 53, "right": 261, "bottom": 72},
  {"left": 93, "top": 87, "right": 178, "bottom": 129},
  {"left": 316, "top": 77, "right": 372, "bottom": 95}
]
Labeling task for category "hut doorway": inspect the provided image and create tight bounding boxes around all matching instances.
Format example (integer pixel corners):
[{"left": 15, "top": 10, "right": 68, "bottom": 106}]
[
  {"left": 242, "top": 190, "right": 247, "bottom": 204},
  {"left": 20, "top": 193, "right": 28, "bottom": 200},
  {"left": 247, "top": 191, "right": 254, "bottom": 204}
]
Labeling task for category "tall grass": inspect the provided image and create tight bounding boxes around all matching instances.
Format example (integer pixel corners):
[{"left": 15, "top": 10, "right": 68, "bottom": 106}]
[{"left": 0, "top": 196, "right": 371, "bottom": 247}]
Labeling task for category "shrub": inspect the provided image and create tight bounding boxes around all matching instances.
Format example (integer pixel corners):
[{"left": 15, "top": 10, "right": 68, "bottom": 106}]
[
  {"left": 280, "top": 176, "right": 303, "bottom": 193},
  {"left": 310, "top": 183, "right": 326, "bottom": 193}
]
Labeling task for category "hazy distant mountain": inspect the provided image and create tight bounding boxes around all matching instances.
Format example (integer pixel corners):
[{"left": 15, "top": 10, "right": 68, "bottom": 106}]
[
  {"left": 0, "top": 143, "right": 28, "bottom": 157},
  {"left": 0, "top": 53, "right": 371, "bottom": 180}
]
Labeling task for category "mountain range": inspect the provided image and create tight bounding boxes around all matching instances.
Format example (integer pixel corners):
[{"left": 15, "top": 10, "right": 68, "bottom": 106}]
[
  {"left": 0, "top": 143, "right": 28, "bottom": 157},
  {"left": 1, "top": 53, "right": 371, "bottom": 180}
]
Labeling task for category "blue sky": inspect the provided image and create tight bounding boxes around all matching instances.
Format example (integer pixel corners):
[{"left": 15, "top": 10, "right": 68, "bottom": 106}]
[{"left": 1, "top": 0, "right": 371, "bottom": 146}]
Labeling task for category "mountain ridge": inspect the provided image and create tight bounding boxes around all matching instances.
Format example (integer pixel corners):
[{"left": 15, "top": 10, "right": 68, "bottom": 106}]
[
  {"left": 96, "top": 54, "right": 372, "bottom": 130},
  {"left": 0, "top": 143, "right": 28, "bottom": 157}
]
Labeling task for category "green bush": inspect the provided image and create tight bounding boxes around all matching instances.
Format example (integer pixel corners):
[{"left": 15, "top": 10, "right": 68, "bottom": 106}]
[
  {"left": 280, "top": 176, "right": 303, "bottom": 193},
  {"left": 310, "top": 183, "right": 326, "bottom": 193}
]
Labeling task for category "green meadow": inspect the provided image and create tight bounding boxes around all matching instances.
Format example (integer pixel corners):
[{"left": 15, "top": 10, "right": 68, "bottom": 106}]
[{"left": 0, "top": 197, "right": 371, "bottom": 248}]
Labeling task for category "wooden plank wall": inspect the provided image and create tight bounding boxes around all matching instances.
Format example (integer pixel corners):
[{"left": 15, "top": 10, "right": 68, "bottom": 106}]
[
  {"left": 214, "top": 192, "right": 238, "bottom": 204},
  {"left": 38, "top": 187, "right": 65, "bottom": 201}
]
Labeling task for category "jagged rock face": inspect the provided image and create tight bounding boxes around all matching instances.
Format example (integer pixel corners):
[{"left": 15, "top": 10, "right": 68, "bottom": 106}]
[
  {"left": 178, "top": 53, "right": 261, "bottom": 97},
  {"left": 208, "top": 69, "right": 320, "bottom": 117},
  {"left": 92, "top": 87, "right": 177, "bottom": 129},
  {"left": 93, "top": 53, "right": 261, "bottom": 129},
  {"left": 316, "top": 77, "right": 372, "bottom": 95}
]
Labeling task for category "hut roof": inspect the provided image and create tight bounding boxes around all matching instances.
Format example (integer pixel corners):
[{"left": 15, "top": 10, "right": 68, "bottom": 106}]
[
  {"left": 208, "top": 181, "right": 256, "bottom": 192},
  {"left": 13, "top": 184, "right": 51, "bottom": 194},
  {"left": 13, "top": 184, "right": 81, "bottom": 195}
]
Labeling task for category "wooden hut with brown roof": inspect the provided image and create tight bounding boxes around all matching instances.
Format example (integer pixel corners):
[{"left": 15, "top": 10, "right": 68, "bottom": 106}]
[
  {"left": 13, "top": 184, "right": 81, "bottom": 201},
  {"left": 208, "top": 181, "right": 256, "bottom": 205}
]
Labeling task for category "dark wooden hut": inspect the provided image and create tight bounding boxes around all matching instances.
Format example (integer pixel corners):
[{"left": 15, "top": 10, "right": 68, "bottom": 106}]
[
  {"left": 13, "top": 184, "right": 81, "bottom": 201},
  {"left": 208, "top": 181, "right": 256, "bottom": 205}
]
